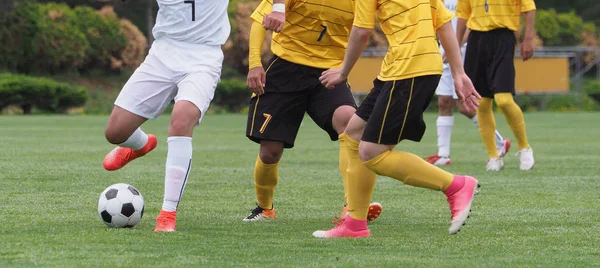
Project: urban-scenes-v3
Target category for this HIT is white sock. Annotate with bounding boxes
[162,136,193,212]
[118,128,148,150]
[470,116,504,145]
[437,116,454,158]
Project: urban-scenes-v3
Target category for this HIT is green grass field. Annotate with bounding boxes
[1,112,599,267]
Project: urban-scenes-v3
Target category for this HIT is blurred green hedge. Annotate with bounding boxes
[0,1,126,74]
[536,9,596,46]
[0,73,88,114]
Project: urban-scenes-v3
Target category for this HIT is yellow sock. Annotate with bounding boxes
[477,97,499,158]
[254,155,278,210]
[343,133,377,221]
[364,150,454,191]
[338,134,349,204]
[494,93,530,150]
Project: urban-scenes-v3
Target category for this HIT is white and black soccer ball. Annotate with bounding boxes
[97,183,144,228]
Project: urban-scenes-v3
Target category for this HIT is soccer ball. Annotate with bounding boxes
[97,183,145,228]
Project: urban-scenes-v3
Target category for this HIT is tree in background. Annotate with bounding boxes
[0,0,14,14]
[535,0,600,30]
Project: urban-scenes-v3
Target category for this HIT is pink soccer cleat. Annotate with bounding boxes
[446,175,479,234]
[313,217,370,238]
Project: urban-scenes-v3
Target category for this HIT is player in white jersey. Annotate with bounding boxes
[424,0,510,167]
[102,0,230,232]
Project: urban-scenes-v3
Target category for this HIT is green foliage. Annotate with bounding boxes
[0,1,126,74]
[0,73,87,114]
[514,93,600,112]
[213,79,250,113]
[536,9,588,46]
[535,9,561,45]
[72,6,127,69]
[583,79,600,93]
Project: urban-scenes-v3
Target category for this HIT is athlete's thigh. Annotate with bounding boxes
[488,30,517,95]
[464,33,492,98]
[355,79,385,123]
[362,75,440,145]
[246,91,308,149]
[175,66,221,122]
[114,54,177,119]
[435,67,457,99]
[306,81,357,141]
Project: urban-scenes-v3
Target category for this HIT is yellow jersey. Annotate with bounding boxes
[250,0,355,69]
[354,0,454,81]
[456,0,536,32]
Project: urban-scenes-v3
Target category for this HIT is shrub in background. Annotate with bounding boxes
[0,73,88,114]
[213,79,250,113]
[0,2,140,74]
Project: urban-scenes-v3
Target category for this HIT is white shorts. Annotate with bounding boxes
[435,44,467,99]
[114,37,224,121]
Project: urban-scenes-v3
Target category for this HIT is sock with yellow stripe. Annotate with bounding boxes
[477,97,499,158]
[343,134,377,221]
[363,150,454,191]
[339,134,350,204]
[494,93,530,150]
[254,155,278,210]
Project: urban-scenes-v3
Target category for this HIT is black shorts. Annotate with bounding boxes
[246,56,357,148]
[464,28,516,98]
[356,76,440,145]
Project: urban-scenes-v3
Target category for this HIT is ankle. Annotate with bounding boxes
[344,215,368,231]
[444,175,465,196]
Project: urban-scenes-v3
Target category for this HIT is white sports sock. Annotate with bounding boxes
[470,115,479,127]
[470,116,504,145]
[162,136,193,212]
[494,130,504,146]
[437,116,454,158]
[118,128,148,150]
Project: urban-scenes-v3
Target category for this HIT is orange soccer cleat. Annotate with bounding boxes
[103,134,158,171]
[154,210,177,232]
[339,202,383,222]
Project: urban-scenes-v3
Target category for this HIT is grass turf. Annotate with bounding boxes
[0,112,598,267]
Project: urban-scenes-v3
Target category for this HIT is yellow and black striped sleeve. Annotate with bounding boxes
[431,0,454,30]
[353,0,377,29]
[456,0,471,20]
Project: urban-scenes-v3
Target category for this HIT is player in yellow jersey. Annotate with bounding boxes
[456,0,536,171]
[313,0,482,238]
[242,0,382,222]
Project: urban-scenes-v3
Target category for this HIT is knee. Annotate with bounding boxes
[105,126,127,145]
[168,117,196,137]
[357,142,382,162]
[259,142,284,164]
[332,105,356,134]
[437,96,454,113]
[494,93,515,109]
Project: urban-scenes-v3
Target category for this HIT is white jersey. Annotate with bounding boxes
[439,0,458,55]
[152,0,231,46]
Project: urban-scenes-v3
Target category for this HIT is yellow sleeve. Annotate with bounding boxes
[248,21,267,69]
[432,0,454,30]
[353,0,377,29]
[455,0,471,20]
[521,0,536,12]
[250,0,275,23]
